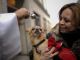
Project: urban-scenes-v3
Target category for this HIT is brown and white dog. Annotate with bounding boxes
[27,26,48,60]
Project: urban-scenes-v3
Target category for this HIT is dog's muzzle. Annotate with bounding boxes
[35,29,41,35]
[32,28,42,35]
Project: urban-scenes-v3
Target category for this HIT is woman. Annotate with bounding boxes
[46,3,80,60]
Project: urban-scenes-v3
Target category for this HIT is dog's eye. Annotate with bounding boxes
[40,29,42,31]
[32,28,35,30]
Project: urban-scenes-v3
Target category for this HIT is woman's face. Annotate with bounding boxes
[59,8,76,33]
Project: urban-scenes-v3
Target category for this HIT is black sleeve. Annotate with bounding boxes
[72,39,80,60]
[53,55,61,60]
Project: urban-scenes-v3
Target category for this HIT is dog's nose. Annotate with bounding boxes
[35,29,40,34]
[35,29,39,32]
[36,29,39,31]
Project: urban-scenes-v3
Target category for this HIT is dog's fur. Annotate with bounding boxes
[27,26,48,60]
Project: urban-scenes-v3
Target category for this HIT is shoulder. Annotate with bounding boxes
[46,31,61,41]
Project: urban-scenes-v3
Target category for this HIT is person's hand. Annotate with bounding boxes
[46,47,59,58]
[15,8,30,19]
[41,47,59,60]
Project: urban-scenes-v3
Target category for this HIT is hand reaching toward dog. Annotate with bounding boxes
[41,47,59,60]
[15,8,30,20]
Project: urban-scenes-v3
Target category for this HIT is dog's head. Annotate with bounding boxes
[26,26,46,45]
[30,26,44,38]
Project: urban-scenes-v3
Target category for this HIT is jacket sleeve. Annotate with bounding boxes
[72,39,80,60]
[0,13,21,60]
[47,32,77,60]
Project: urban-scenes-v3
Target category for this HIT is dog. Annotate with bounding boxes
[28,26,48,60]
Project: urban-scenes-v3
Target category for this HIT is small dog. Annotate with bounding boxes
[28,26,48,60]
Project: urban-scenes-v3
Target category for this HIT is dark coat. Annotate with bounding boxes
[47,27,80,60]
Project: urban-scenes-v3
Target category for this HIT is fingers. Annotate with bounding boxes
[41,51,59,60]
[43,47,59,58]
[15,8,30,19]
[46,47,55,55]
[49,51,59,58]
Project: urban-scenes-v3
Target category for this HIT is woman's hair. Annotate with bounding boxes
[59,3,80,28]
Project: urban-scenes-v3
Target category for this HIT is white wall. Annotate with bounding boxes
[46,0,78,28]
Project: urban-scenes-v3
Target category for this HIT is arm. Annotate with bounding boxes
[72,40,80,60]
[0,8,30,60]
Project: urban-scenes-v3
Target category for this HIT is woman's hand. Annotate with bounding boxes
[41,47,59,60]
[45,47,59,58]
